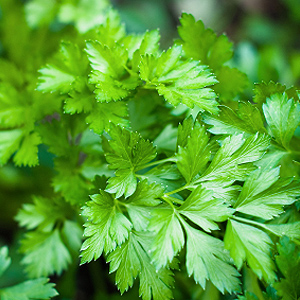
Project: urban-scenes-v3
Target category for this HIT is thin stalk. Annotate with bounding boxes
[164,183,192,196]
[143,83,158,90]
[162,195,175,209]
[232,216,300,245]
[135,157,176,171]
[162,195,184,205]
[232,216,268,229]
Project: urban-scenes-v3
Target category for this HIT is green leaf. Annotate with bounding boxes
[0,247,11,277]
[144,186,238,294]
[177,13,233,69]
[86,101,129,135]
[58,0,109,33]
[214,67,249,102]
[20,229,72,278]
[15,196,65,232]
[106,125,157,170]
[87,9,126,47]
[0,129,23,166]
[234,166,300,219]
[153,124,178,153]
[273,237,300,300]
[107,232,141,294]
[52,159,91,205]
[38,66,75,93]
[122,180,164,231]
[0,84,28,128]
[64,83,96,114]
[140,46,219,114]
[131,30,160,71]
[13,132,41,167]
[106,169,137,198]
[177,115,194,149]
[253,81,287,106]
[61,220,83,254]
[201,179,241,205]
[107,231,174,300]
[35,119,70,157]
[142,163,183,193]
[224,219,276,283]
[178,186,233,232]
[37,42,88,94]
[263,221,300,243]
[24,0,56,28]
[80,190,132,264]
[183,223,241,294]
[126,180,163,207]
[87,40,127,75]
[202,102,266,136]
[263,92,300,149]
[148,206,184,269]
[89,70,138,102]
[0,247,57,299]
[0,278,58,300]
[176,121,210,183]
[200,133,270,182]
[177,15,249,102]
[86,40,139,102]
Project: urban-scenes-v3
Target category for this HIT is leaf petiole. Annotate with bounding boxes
[162,195,184,205]
[135,157,176,172]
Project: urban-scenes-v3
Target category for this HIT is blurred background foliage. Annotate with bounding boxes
[0,0,300,299]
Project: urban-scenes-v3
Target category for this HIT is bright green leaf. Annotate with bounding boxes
[183,223,241,294]
[202,102,266,136]
[20,229,72,278]
[0,129,23,166]
[253,81,287,106]
[214,67,249,102]
[13,132,41,167]
[148,206,184,269]
[106,169,137,198]
[234,167,300,219]
[178,185,233,232]
[176,121,210,183]
[0,278,58,300]
[86,101,129,135]
[15,196,65,232]
[80,190,132,263]
[263,92,300,149]
[273,237,300,300]
[200,133,270,182]
[58,0,109,33]
[107,231,174,300]
[106,125,157,170]
[224,219,276,283]
[177,13,233,69]
[140,46,219,114]
[37,42,88,94]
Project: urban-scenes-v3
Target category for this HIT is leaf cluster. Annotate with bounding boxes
[0,1,300,300]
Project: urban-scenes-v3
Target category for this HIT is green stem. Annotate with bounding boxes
[162,195,175,209]
[232,216,300,245]
[164,183,192,196]
[232,216,267,228]
[162,195,184,205]
[143,82,158,90]
[114,199,128,214]
[135,157,176,172]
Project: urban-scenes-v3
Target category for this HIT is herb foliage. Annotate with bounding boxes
[0,0,300,299]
